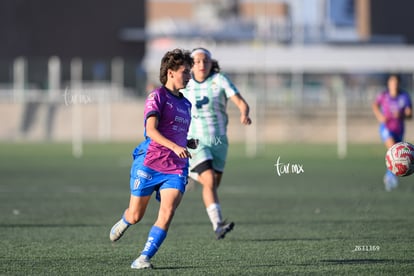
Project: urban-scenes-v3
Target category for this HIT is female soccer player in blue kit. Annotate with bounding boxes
[181,48,251,239]
[372,74,412,191]
[109,49,195,269]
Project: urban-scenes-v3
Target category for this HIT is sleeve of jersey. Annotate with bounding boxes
[405,92,413,108]
[374,92,384,106]
[220,74,240,98]
[144,90,162,121]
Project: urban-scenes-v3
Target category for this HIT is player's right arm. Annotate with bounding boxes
[145,115,191,159]
[372,102,386,123]
[372,93,387,123]
[405,107,412,119]
[230,93,251,125]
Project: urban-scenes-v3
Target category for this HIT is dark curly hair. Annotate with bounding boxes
[159,49,193,85]
[211,59,221,74]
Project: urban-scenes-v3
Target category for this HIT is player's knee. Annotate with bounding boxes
[199,175,216,189]
[199,170,215,184]
[201,181,215,190]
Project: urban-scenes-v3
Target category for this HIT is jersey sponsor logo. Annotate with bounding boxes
[175,115,190,125]
[195,96,209,108]
[137,169,152,180]
[173,125,188,132]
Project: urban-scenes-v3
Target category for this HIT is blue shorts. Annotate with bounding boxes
[379,124,403,143]
[129,140,187,199]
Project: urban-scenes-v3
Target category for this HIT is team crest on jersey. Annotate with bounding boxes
[398,97,406,108]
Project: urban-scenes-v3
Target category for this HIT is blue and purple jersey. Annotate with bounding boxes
[375,90,412,135]
[142,86,192,174]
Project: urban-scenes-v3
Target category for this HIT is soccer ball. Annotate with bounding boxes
[385,142,414,177]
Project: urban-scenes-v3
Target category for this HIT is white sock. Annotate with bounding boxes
[206,203,222,231]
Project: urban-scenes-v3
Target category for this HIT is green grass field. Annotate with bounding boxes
[1,142,414,275]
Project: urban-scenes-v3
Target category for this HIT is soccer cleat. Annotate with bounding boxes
[109,219,129,242]
[131,255,153,269]
[215,220,235,240]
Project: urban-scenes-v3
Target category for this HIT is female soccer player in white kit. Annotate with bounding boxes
[181,48,252,239]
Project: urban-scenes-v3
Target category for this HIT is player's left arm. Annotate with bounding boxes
[230,94,252,125]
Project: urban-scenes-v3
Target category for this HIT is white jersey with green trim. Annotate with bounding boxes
[182,72,239,139]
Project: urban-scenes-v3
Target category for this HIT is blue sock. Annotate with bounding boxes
[386,170,396,178]
[122,215,132,226]
[141,226,167,259]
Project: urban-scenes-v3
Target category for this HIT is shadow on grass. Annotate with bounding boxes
[234,237,330,242]
[155,263,280,270]
[239,218,409,225]
[155,265,209,270]
[321,259,414,265]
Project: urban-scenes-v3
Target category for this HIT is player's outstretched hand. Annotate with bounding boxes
[173,145,192,159]
[187,138,199,149]
[241,115,252,125]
